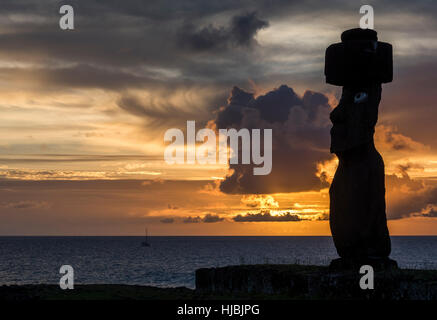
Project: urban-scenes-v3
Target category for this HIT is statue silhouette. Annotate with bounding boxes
[325,28,396,268]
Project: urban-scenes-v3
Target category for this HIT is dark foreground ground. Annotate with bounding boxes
[0,283,195,300]
[2,264,437,300]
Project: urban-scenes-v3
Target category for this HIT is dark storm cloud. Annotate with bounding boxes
[0,2,272,81]
[216,85,331,194]
[116,91,228,128]
[419,207,437,218]
[117,95,198,120]
[233,211,301,222]
[160,218,174,224]
[202,214,224,223]
[183,216,202,223]
[230,12,268,46]
[386,170,437,220]
[183,214,224,223]
[178,12,268,51]
[382,128,418,151]
[1,0,436,105]
[1,0,436,66]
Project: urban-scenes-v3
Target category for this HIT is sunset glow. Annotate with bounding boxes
[1,1,437,236]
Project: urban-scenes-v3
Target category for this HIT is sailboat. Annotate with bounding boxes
[141,227,150,247]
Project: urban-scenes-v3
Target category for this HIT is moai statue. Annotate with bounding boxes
[325,28,397,269]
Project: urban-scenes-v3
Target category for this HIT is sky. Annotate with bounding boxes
[1,0,437,235]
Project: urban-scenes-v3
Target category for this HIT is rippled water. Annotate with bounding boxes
[0,236,436,288]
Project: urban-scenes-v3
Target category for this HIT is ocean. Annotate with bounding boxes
[1,236,436,289]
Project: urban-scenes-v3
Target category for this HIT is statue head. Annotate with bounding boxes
[325,28,393,86]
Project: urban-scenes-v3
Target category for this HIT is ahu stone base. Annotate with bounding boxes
[195,264,437,300]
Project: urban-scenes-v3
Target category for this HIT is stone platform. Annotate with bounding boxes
[195,263,437,300]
